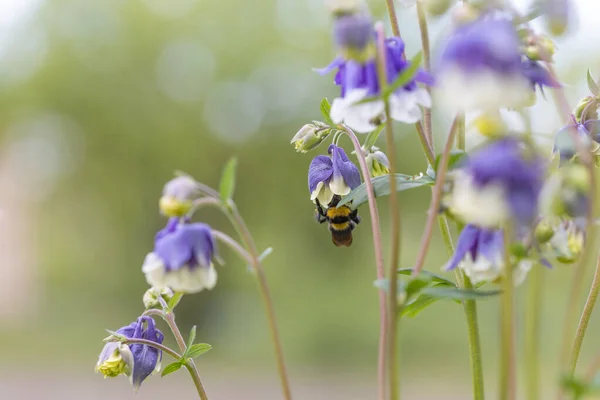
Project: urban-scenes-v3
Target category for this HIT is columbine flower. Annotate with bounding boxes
[291,123,331,153]
[96,317,164,391]
[364,146,390,177]
[309,144,361,206]
[445,224,532,285]
[142,218,218,293]
[436,16,531,112]
[159,176,199,217]
[444,138,544,228]
[540,163,590,219]
[317,28,433,133]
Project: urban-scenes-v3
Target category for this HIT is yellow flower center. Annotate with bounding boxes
[96,351,128,378]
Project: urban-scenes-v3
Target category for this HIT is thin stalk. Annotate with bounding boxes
[416,0,433,149]
[500,228,516,400]
[384,0,401,38]
[123,338,181,360]
[212,229,253,265]
[375,22,401,400]
[412,117,459,277]
[227,207,292,400]
[569,252,600,374]
[342,127,388,400]
[416,122,435,164]
[456,113,466,151]
[525,264,543,400]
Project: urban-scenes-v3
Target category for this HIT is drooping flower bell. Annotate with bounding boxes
[96,317,164,391]
[445,224,532,285]
[317,12,433,133]
[291,122,331,153]
[436,16,532,112]
[309,144,361,206]
[142,218,218,294]
[159,176,199,217]
[444,137,545,228]
[364,146,390,177]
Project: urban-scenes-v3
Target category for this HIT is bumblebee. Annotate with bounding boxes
[315,195,361,247]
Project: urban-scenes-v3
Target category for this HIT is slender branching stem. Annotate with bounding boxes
[416,122,435,164]
[212,229,253,265]
[375,21,402,400]
[569,252,600,374]
[342,126,388,400]
[226,207,293,400]
[123,338,182,360]
[412,117,459,277]
[525,264,543,400]
[384,0,401,38]
[456,113,466,151]
[416,0,433,149]
[500,228,516,400]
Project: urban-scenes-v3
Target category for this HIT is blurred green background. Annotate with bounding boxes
[1,0,600,398]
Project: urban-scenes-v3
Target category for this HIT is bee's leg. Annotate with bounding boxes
[350,209,361,225]
[314,199,327,223]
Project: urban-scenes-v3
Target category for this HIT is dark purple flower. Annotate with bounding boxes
[96,317,164,391]
[309,144,361,205]
[436,17,531,110]
[142,219,218,293]
[446,138,545,227]
[444,224,532,285]
[316,35,433,132]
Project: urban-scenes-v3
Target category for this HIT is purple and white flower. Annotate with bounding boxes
[436,17,531,112]
[96,317,164,391]
[142,218,218,293]
[309,144,361,205]
[445,224,532,285]
[317,33,433,133]
[444,138,545,228]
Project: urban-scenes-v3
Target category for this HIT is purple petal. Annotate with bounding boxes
[445,224,480,270]
[155,217,179,242]
[130,317,164,391]
[476,229,503,263]
[522,60,559,91]
[329,144,361,189]
[308,155,333,193]
[314,57,344,76]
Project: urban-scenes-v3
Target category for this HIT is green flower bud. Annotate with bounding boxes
[325,0,365,15]
[364,146,390,177]
[423,0,452,16]
[143,287,174,309]
[535,220,555,244]
[524,35,556,62]
[574,96,597,123]
[291,123,331,153]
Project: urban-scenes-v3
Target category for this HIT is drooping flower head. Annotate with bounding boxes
[308,144,361,206]
[142,218,218,294]
[445,224,532,285]
[96,316,164,391]
[364,146,390,177]
[291,122,331,153]
[544,0,571,36]
[444,137,545,228]
[317,26,433,133]
[436,16,532,111]
[159,176,199,217]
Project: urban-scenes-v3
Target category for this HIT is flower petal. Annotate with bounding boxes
[308,155,333,194]
[313,57,344,76]
[445,224,480,271]
[330,144,361,190]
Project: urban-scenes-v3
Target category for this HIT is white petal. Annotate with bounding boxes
[330,97,348,124]
[142,253,169,290]
[413,87,432,108]
[311,181,334,205]
[448,172,510,228]
[389,92,422,124]
[161,265,218,294]
[513,260,532,286]
[460,253,501,285]
[329,176,351,196]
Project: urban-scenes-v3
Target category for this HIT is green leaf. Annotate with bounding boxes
[161,361,184,377]
[422,286,501,300]
[338,173,434,209]
[186,326,197,352]
[383,52,423,98]
[401,294,439,317]
[219,158,237,201]
[186,343,212,359]
[397,269,455,286]
[434,150,467,173]
[258,247,274,262]
[404,275,433,301]
[167,292,183,311]
[588,69,600,96]
[320,98,335,126]
[363,125,385,149]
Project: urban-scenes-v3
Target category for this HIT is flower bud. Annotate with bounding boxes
[364,147,390,177]
[544,0,570,36]
[423,0,452,16]
[333,12,374,61]
[291,123,331,153]
[159,176,198,217]
[524,35,556,62]
[143,287,174,309]
[535,220,555,244]
[451,3,478,26]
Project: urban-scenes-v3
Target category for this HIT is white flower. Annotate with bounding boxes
[389,88,431,123]
[330,89,384,133]
[142,252,217,294]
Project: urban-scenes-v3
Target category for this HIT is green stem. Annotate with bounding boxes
[123,338,181,360]
[525,265,542,400]
[456,113,465,151]
[569,252,600,375]
[500,228,516,400]
[343,127,388,400]
[227,206,293,400]
[416,0,433,149]
[161,311,209,400]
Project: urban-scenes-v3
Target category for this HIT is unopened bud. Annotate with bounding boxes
[423,0,452,16]
[160,176,198,217]
[365,147,390,177]
[535,220,555,244]
[291,123,331,153]
[333,12,375,61]
[544,0,570,36]
[143,287,174,309]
